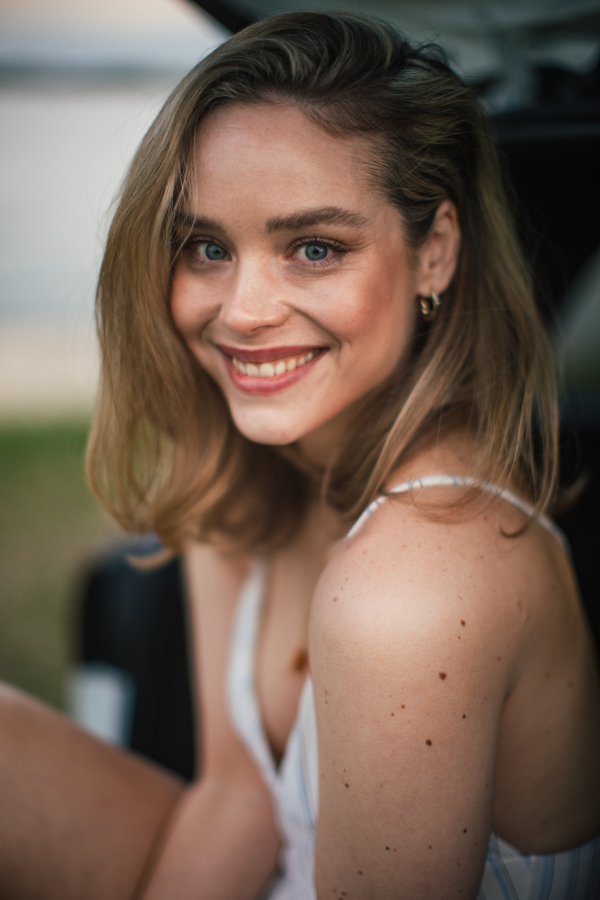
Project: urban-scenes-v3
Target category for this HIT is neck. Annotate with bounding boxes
[294,397,366,469]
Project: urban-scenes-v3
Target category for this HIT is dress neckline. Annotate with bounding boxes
[229,476,566,789]
[229,558,310,785]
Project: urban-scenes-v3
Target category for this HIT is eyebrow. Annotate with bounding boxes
[174,213,223,233]
[174,206,368,235]
[265,206,368,233]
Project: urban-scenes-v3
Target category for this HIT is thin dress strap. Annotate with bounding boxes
[345,474,567,549]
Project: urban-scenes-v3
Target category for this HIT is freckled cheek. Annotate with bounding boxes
[170,271,218,341]
[315,276,413,355]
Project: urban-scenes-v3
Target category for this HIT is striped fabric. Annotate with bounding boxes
[227,480,600,900]
[478,832,600,900]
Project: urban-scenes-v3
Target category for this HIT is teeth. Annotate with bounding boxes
[233,350,318,378]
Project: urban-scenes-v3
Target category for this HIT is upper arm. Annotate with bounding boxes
[310,505,520,900]
[183,545,269,791]
[137,547,280,898]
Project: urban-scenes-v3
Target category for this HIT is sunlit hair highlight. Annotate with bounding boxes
[87,11,559,551]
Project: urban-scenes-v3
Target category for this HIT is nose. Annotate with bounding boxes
[218,256,289,336]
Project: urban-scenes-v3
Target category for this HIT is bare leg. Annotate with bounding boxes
[0,683,182,900]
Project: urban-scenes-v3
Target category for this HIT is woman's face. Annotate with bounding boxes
[171,103,440,463]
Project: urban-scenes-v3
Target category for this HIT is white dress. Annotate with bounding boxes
[227,477,600,899]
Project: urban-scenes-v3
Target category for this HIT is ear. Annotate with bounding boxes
[415,200,460,297]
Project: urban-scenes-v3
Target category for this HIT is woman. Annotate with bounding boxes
[0,11,599,900]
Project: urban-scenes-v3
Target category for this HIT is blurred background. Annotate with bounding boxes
[0,0,226,711]
[0,0,599,779]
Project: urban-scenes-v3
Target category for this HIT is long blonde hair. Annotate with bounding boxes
[87,11,559,552]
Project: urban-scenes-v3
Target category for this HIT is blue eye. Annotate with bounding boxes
[304,244,328,261]
[204,243,227,261]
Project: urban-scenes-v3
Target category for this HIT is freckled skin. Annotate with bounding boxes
[171,104,422,455]
[313,476,600,893]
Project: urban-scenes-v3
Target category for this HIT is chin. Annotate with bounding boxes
[231,412,307,447]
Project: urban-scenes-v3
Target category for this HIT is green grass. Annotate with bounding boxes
[0,419,118,709]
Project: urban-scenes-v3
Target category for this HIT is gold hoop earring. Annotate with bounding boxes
[419,290,442,321]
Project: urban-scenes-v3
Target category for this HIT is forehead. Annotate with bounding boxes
[189,102,379,220]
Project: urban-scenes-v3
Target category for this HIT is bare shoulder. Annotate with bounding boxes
[309,489,575,898]
[313,424,574,673]
[184,540,251,603]
[313,487,566,679]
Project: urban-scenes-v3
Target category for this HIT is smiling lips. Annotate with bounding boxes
[218,344,325,393]
[232,349,319,378]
